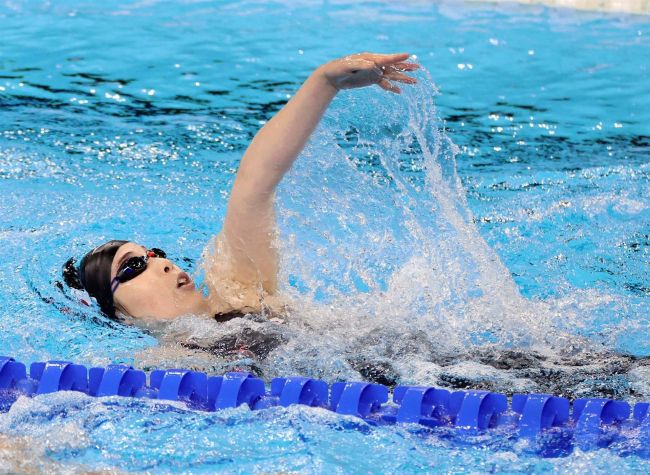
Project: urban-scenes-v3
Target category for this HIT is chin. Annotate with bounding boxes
[183,292,209,315]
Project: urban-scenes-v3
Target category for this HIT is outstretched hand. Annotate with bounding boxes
[320,52,419,94]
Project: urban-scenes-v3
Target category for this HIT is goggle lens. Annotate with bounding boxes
[112,248,167,292]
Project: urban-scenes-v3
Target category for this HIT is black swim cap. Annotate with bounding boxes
[62,240,129,319]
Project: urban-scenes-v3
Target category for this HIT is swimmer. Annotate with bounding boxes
[62,53,420,324]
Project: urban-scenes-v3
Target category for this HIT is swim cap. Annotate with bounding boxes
[62,240,129,319]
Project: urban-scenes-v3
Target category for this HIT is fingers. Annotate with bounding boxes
[337,52,419,93]
[377,78,401,94]
[392,62,420,72]
[382,69,417,84]
[372,52,411,66]
[346,53,420,72]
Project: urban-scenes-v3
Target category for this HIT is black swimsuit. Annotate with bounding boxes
[179,312,287,365]
[179,313,650,398]
[213,310,249,323]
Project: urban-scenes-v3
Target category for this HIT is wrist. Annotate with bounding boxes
[313,64,340,96]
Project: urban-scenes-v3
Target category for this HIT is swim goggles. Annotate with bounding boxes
[110,248,167,294]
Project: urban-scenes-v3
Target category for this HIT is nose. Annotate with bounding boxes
[151,256,173,274]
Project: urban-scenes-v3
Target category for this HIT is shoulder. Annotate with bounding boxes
[200,233,288,315]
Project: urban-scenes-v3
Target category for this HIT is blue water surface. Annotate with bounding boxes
[1,0,649,472]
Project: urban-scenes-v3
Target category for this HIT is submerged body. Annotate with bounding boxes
[151,309,649,400]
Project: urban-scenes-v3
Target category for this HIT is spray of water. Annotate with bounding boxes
[275,67,549,345]
[150,66,647,398]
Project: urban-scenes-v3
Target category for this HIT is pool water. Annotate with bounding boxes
[1,0,649,472]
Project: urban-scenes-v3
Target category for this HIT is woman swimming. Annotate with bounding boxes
[59,53,650,399]
[62,52,420,323]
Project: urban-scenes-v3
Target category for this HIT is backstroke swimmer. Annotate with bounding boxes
[63,52,420,326]
[60,52,650,396]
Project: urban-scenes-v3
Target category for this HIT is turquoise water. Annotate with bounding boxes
[1,0,649,472]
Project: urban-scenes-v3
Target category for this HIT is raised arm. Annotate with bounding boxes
[214,52,419,298]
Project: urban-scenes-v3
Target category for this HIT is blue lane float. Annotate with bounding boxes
[1,355,648,457]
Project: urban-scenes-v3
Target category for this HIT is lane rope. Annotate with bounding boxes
[1,356,649,457]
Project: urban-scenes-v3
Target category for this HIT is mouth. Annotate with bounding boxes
[176,271,194,290]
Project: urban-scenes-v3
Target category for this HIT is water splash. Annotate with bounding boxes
[232,65,646,396]
[276,67,545,346]
[26,64,642,397]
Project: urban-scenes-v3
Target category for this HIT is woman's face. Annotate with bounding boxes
[110,242,210,320]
